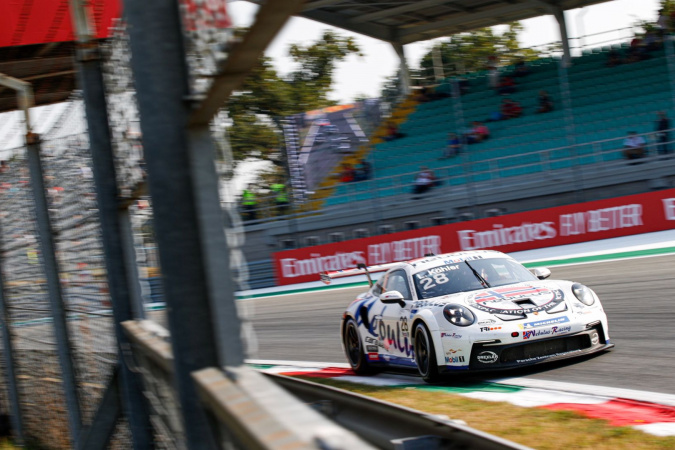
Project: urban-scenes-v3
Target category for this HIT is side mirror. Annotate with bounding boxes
[532,267,551,280]
[380,290,406,307]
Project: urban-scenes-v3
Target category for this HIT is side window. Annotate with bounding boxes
[384,270,412,300]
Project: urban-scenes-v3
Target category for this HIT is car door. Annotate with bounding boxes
[377,270,415,363]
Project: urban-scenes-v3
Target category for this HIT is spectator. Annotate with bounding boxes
[497,76,516,95]
[270,181,289,216]
[383,120,406,141]
[536,90,554,113]
[465,121,489,144]
[412,166,438,195]
[501,98,522,119]
[340,163,355,182]
[241,184,258,221]
[444,133,461,157]
[512,59,530,78]
[626,38,649,63]
[474,122,490,141]
[354,159,372,181]
[622,131,647,161]
[606,48,622,67]
[655,111,671,155]
[0,161,7,174]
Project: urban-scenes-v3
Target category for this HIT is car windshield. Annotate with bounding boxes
[413,257,538,299]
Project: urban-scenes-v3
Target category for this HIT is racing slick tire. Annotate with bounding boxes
[414,322,441,382]
[343,318,375,375]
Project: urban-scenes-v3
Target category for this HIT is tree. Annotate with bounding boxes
[225,31,361,167]
[415,23,540,85]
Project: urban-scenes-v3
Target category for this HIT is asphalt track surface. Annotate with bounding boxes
[246,254,675,395]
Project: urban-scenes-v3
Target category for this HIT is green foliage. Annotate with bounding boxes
[225,31,361,169]
[416,22,540,84]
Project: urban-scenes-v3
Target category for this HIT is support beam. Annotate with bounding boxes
[69,1,155,447]
[351,0,454,24]
[399,3,528,41]
[301,9,396,43]
[0,72,83,446]
[552,6,572,67]
[0,226,24,445]
[76,367,121,450]
[27,130,83,448]
[123,0,236,446]
[392,43,411,96]
[189,0,305,125]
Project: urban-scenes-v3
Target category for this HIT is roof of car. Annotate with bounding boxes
[405,250,510,272]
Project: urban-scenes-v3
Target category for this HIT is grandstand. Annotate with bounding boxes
[324,44,672,207]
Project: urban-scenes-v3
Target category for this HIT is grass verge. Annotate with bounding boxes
[298,376,675,450]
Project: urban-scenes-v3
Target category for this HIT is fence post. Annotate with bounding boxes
[67,1,155,447]
[123,0,239,446]
[0,73,83,447]
[0,227,24,445]
[26,133,83,447]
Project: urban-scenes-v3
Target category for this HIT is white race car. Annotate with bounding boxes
[326,250,613,382]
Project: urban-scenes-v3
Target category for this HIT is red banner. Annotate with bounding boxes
[0,0,121,47]
[273,189,675,285]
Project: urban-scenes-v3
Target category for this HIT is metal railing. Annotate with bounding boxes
[239,129,675,223]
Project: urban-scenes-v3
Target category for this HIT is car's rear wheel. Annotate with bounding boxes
[414,322,441,382]
[343,318,374,375]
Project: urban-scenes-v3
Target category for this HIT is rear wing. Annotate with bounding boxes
[320,262,400,287]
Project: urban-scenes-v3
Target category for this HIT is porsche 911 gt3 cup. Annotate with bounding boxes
[324,250,613,382]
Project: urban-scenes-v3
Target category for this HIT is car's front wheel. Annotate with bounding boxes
[414,322,441,382]
[343,318,374,375]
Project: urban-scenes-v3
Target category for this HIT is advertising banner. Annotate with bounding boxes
[1,0,121,47]
[273,189,675,285]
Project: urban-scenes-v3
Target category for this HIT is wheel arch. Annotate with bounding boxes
[412,310,444,371]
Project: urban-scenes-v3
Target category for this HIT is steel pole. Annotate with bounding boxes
[68,1,154,447]
[123,0,231,446]
[26,134,83,447]
[0,227,24,445]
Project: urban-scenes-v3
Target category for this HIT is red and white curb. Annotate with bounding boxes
[249,360,675,437]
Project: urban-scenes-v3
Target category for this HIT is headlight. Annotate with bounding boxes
[572,283,595,306]
[443,304,476,327]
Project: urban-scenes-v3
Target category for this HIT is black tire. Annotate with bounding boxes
[343,318,373,375]
[414,322,441,382]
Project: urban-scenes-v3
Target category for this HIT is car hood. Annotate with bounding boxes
[460,281,567,317]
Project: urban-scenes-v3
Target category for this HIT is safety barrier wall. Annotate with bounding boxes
[273,188,675,285]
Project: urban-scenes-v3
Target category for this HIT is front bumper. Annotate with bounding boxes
[442,323,613,372]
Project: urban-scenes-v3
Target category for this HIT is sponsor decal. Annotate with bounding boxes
[468,287,565,316]
[445,356,466,364]
[280,251,366,279]
[400,317,409,336]
[458,221,557,251]
[440,332,462,339]
[559,204,642,236]
[274,189,675,285]
[478,319,497,325]
[378,318,413,356]
[664,198,675,220]
[516,349,583,363]
[445,348,462,355]
[366,345,378,353]
[480,326,502,332]
[477,351,499,364]
[368,235,442,265]
[367,352,379,361]
[522,325,572,340]
[519,316,570,330]
[590,331,600,345]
